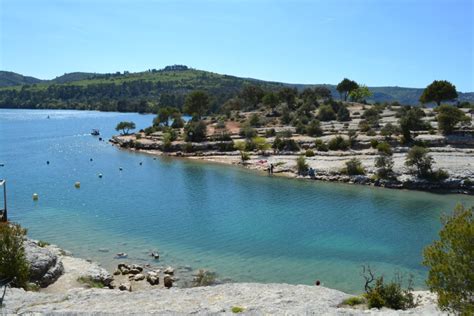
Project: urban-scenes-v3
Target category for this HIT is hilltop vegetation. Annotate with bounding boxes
[1,66,472,112]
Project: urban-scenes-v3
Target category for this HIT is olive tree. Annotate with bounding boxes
[420,80,458,106]
[115,121,136,135]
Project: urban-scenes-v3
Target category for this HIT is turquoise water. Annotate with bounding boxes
[1,109,473,293]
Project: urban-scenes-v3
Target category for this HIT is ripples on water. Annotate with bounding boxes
[1,109,473,293]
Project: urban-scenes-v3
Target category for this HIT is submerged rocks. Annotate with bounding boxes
[24,239,64,287]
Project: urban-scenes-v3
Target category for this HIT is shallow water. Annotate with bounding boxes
[1,109,473,293]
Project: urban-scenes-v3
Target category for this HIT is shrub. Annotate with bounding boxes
[376,142,393,155]
[77,276,105,288]
[37,240,50,248]
[305,149,315,157]
[342,296,365,306]
[375,154,394,179]
[239,125,257,139]
[337,105,351,121]
[184,120,207,142]
[0,222,29,289]
[435,104,470,134]
[234,141,250,162]
[251,136,271,154]
[366,129,376,136]
[362,107,380,125]
[265,128,276,137]
[295,121,306,134]
[370,139,379,149]
[317,105,336,121]
[192,269,217,287]
[405,146,433,178]
[248,113,261,127]
[296,156,309,175]
[362,266,417,310]
[328,136,349,151]
[183,142,194,153]
[343,158,365,175]
[358,120,371,132]
[306,120,323,137]
[231,306,245,313]
[423,204,473,315]
[315,139,328,151]
[272,137,299,152]
[381,123,400,139]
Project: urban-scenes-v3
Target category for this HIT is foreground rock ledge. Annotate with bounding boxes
[3,283,443,315]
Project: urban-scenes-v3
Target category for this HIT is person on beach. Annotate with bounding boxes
[308,167,315,179]
[270,163,274,175]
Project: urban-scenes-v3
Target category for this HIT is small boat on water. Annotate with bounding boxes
[91,129,100,136]
[114,252,128,259]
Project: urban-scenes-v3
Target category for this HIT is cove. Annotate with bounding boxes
[1,109,473,294]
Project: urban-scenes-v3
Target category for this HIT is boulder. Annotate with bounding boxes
[133,273,145,281]
[24,239,64,287]
[121,268,130,275]
[164,275,173,288]
[164,267,174,275]
[113,269,121,276]
[129,268,141,275]
[130,264,143,272]
[81,261,114,287]
[118,282,132,291]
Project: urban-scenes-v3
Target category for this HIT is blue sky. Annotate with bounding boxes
[1,0,473,91]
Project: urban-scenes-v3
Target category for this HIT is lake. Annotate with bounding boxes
[1,109,473,293]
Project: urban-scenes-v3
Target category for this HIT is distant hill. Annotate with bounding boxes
[0,67,472,111]
[0,71,42,87]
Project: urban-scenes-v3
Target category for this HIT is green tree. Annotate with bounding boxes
[296,155,309,175]
[115,121,136,135]
[343,158,365,175]
[262,92,279,110]
[423,204,473,315]
[349,85,372,102]
[154,107,178,127]
[306,119,323,136]
[336,78,359,101]
[420,80,458,106]
[251,136,271,154]
[435,104,470,134]
[375,154,394,179]
[399,107,428,142]
[240,85,264,109]
[405,146,433,178]
[0,222,29,289]
[234,141,250,162]
[184,120,207,142]
[171,113,185,128]
[337,105,351,121]
[313,86,332,100]
[184,91,210,118]
[278,87,298,109]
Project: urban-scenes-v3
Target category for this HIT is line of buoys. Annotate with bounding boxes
[32,193,39,201]
[74,181,81,188]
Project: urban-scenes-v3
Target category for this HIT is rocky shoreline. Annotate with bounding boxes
[110,137,474,195]
[2,239,447,315]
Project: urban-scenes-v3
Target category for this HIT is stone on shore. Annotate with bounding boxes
[24,239,64,287]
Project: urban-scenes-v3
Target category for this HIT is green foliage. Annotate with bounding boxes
[171,113,185,128]
[342,296,365,306]
[337,105,351,121]
[239,124,257,139]
[278,87,298,109]
[423,204,473,315]
[314,139,328,151]
[192,269,217,287]
[405,146,433,178]
[296,155,309,175]
[350,85,372,102]
[262,92,279,109]
[184,90,210,118]
[306,120,323,136]
[272,137,300,152]
[336,78,359,101]
[362,107,380,126]
[375,154,394,179]
[305,149,315,157]
[234,141,250,162]
[251,136,271,153]
[370,139,379,149]
[398,107,428,141]
[435,104,470,134]
[231,306,245,313]
[381,123,400,139]
[37,240,50,248]
[317,105,336,121]
[248,113,261,127]
[328,136,350,151]
[277,129,293,138]
[358,120,371,133]
[154,107,178,127]
[376,142,393,155]
[342,158,365,175]
[240,85,265,109]
[77,276,105,288]
[184,120,207,142]
[115,121,136,135]
[0,222,29,289]
[420,80,458,106]
[265,128,276,137]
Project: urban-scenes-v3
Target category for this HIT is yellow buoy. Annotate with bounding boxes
[33,193,39,201]
[75,182,81,188]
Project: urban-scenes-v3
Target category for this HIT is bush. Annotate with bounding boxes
[184,120,207,142]
[265,128,276,137]
[77,276,105,288]
[296,156,309,175]
[375,154,394,179]
[231,306,245,313]
[358,120,371,132]
[328,136,349,151]
[376,142,393,155]
[315,139,328,151]
[423,204,473,315]
[239,125,257,139]
[306,120,323,137]
[343,158,365,175]
[317,105,336,121]
[234,141,250,162]
[305,149,315,157]
[342,296,365,306]
[248,113,261,127]
[192,269,217,287]
[0,222,29,289]
[405,146,433,178]
[337,105,351,121]
[277,129,293,138]
[183,142,194,153]
[381,123,400,139]
[362,266,417,310]
[37,240,50,248]
[435,104,470,134]
[272,137,299,152]
[370,139,379,149]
